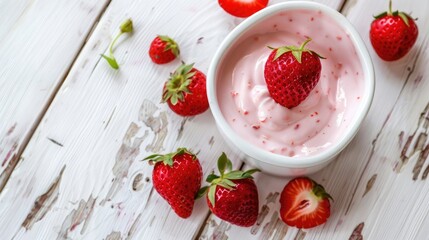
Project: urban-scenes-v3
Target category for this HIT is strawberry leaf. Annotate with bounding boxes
[226,158,233,172]
[206,173,219,183]
[373,11,388,19]
[398,12,410,26]
[195,186,209,199]
[143,153,162,161]
[273,47,291,61]
[101,54,119,69]
[223,170,245,179]
[292,50,302,64]
[312,181,334,201]
[208,185,217,206]
[218,182,234,190]
[242,168,261,178]
[217,152,228,176]
[222,179,236,188]
[165,156,174,167]
[142,148,191,167]
[159,35,180,57]
[170,94,179,105]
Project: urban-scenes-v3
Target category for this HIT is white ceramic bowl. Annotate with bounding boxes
[207,2,375,176]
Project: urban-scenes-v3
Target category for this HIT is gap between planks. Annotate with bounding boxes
[0,0,113,193]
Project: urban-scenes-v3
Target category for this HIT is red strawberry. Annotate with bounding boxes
[264,38,323,109]
[370,0,418,61]
[163,63,209,116]
[280,177,332,229]
[218,0,268,18]
[144,148,202,218]
[197,153,260,227]
[149,35,180,64]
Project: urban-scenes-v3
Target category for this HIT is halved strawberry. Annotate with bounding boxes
[279,177,332,229]
[218,0,269,18]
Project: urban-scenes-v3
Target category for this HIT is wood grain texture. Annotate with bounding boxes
[0,0,243,239]
[3,0,429,239]
[0,0,109,190]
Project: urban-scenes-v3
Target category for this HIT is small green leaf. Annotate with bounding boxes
[226,158,233,172]
[292,50,302,63]
[398,12,410,26]
[143,153,161,161]
[311,51,326,59]
[208,185,217,206]
[170,94,178,105]
[182,63,194,74]
[206,173,219,183]
[218,182,234,190]
[165,156,174,167]
[244,168,261,176]
[217,152,228,176]
[222,179,236,188]
[177,92,185,102]
[273,47,291,61]
[195,186,209,199]
[373,12,388,19]
[224,170,246,180]
[101,54,119,69]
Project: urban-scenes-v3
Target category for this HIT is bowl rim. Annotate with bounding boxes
[207,1,375,168]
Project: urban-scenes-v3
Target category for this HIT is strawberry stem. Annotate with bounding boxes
[388,0,392,15]
[270,38,324,64]
[101,18,133,70]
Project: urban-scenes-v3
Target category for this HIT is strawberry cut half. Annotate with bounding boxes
[218,0,269,18]
[280,177,332,229]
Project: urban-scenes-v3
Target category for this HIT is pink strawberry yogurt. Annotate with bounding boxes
[216,9,364,157]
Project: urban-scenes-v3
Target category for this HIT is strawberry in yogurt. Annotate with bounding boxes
[216,9,364,157]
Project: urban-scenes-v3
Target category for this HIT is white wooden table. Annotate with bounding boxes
[1,0,429,239]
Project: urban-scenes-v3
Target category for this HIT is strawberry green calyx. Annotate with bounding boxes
[270,38,325,64]
[101,18,134,69]
[143,148,195,167]
[163,63,196,105]
[373,0,412,26]
[311,180,333,201]
[159,35,180,57]
[196,153,260,206]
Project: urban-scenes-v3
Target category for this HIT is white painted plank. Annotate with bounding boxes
[0,0,109,188]
[201,0,429,240]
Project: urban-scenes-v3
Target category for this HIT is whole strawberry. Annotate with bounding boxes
[370,0,418,61]
[149,35,180,64]
[280,177,332,229]
[197,153,260,227]
[144,148,202,218]
[163,63,209,116]
[264,38,323,109]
